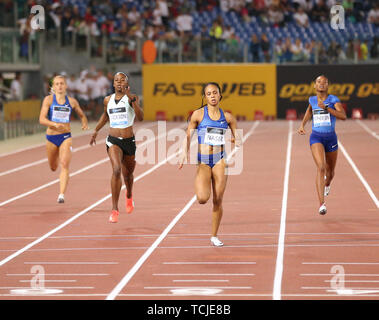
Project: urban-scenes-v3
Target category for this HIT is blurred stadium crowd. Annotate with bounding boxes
[13,0,379,64]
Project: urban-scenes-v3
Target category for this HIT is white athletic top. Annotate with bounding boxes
[107,94,135,129]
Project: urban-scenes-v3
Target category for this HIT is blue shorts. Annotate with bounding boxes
[198,151,226,168]
[310,131,338,153]
[46,132,72,147]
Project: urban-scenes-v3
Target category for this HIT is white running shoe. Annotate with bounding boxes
[324,185,331,197]
[57,194,65,203]
[211,236,224,247]
[319,203,327,215]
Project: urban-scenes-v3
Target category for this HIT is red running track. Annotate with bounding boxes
[0,120,378,300]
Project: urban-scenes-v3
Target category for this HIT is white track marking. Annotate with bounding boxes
[106,122,260,300]
[163,262,256,265]
[303,262,379,265]
[0,124,184,207]
[0,122,157,176]
[273,121,293,300]
[153,273,255,276]
[172,280,229,282]
[338,141,379,208]
[7,273,109,276]
[0,127,188,267]
[23,262,118,265]
[356,120,379,140]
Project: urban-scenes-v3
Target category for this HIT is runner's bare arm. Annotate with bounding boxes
[39,95,66,131]
[90,96,110,146]
[298,104,312,135]
[178,109,201,169]
[69,97,88,130]
[225,111,241,148]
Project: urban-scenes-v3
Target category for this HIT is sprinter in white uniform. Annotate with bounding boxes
[90,72,143,223]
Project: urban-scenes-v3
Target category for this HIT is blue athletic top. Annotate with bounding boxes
[310,94,340,134]
[197,106,229,146]
[48,95,72,123]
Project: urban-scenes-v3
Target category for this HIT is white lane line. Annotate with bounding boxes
[303,262,379,265]
[23,262,118,265]
[105,122,261,300]
[301,273,379,277]
[0,121,157,159]
[19,280,77,283]
[273,120,293,301]
[0,122,157,177]
[0,158,108,207]
[8,273,109,276]
[0,127,187,267]
[356,120,379,141]
[0,286,94,289]
[173,280,229,282]
[338,141,379,208]
[324,280,379,283]
[0,124,183,207]
[163,262,256,265]
[154,273,255,276]
[144,286,253,290]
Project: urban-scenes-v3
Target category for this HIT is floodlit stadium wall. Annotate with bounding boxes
[142,64,379,120]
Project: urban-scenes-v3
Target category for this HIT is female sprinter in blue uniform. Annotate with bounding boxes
[39,75,89,203]
[179,82,241,246]
[298,75,346,215]
[89,72,143,223]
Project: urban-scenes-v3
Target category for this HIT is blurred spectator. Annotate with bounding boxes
[346,39,355,59]
[75,71,90,117]
[10,73,23,101]
[225,33,240,62]
[274,38,284,63]
[127,6,141,25]
[311,0,329,22]
[327,40,339,63]
[175,9,193,35]
[250,33,261,62]
[367,3,379,26]
[304,40,316,63]
[370,36,379,58]
[282,37,293,62]
[293,7,309,27]
[291,38,305,61]
[360,40,369,60]
[66,74,77,97]
[260,33,271,62]
[267,4,285,26]
[157,0,170,27]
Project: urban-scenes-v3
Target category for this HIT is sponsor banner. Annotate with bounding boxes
[277,64,379,118]
[3,100,41,121]
[143,64,276,120]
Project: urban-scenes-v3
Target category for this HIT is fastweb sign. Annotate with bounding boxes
[143,64,277,121]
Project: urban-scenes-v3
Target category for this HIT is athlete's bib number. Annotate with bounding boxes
[204,127,226,146]
[109,107,128,127]
[52,106,70,123]
[313,109,331,127]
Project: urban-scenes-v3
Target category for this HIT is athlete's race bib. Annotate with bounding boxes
[51,106,71,123]
[109,106,128,127]
[204,127,226,146]
[313,109,331,127]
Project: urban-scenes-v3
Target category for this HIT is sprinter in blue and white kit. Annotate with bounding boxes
[90,72,143,223]
[39,75,88,204]
[179,82,241,247]
[298,75,347,215]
